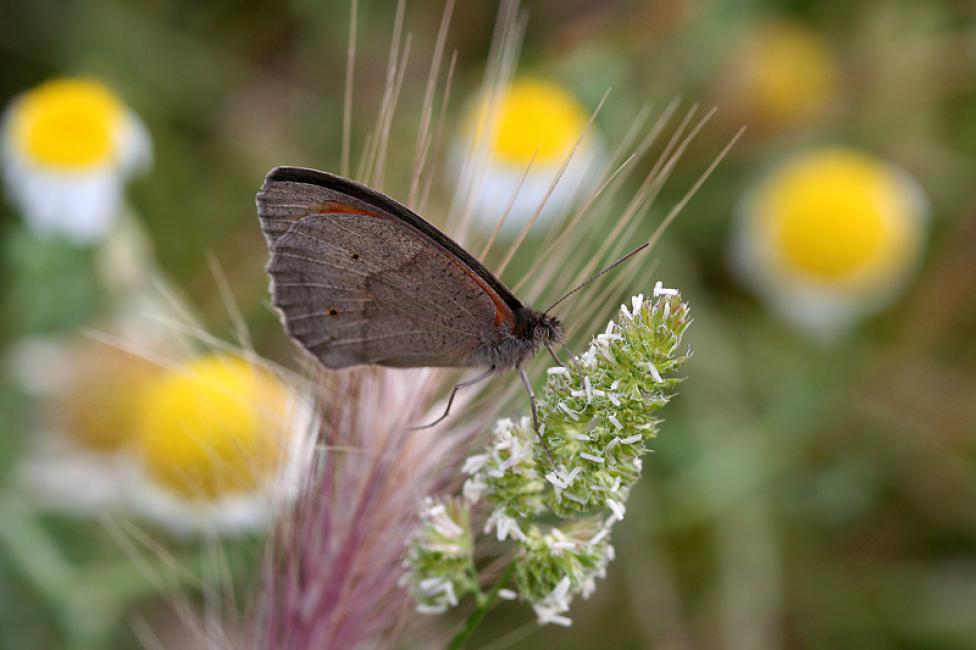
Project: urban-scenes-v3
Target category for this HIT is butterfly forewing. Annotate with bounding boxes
[257,168,515,368]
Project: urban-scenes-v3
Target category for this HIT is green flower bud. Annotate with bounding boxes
[406,287,692,626]
[463,417,546,539]
[539,288,691,517]
[401,497,476,614]
[515,519,613,626]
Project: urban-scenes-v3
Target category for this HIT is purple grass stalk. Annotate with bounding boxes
[253,368,492,648]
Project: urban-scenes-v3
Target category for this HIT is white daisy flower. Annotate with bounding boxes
[11,341,313,536]
[454,78,602,234]
[1,77,151,244]
[731,147,928,339]
[125,353,314,536]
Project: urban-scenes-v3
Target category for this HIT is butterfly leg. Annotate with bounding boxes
[545,344,565,367]
[546,343,581,376]
[409,366,496,430]
[559,341,582,376]
[517,363,553,463]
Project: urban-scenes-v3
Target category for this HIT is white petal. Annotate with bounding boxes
[5,162,122,244]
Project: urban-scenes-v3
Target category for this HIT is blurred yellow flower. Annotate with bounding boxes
[471,79,589,167]
[135,354,289,501]
[10,78,124,169]
[123,352,313,535]
[14,332,312,533]
[757,149,918,288]
[733,147,927,337]
[455,78,602,233]
[723,21,838,130]
[1,77,151,243]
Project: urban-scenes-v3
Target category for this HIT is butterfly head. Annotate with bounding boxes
[531,312,563,347]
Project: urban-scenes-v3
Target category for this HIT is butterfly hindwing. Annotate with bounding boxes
[257,169,513,368]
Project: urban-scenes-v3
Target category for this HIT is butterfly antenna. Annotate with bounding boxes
[544,242,650,313]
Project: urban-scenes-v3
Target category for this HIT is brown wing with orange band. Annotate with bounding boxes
[257,169,515,368]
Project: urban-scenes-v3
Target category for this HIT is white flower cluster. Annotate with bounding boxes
[463,417,545,541]
[405,288,691,627]
[400,497,476,614]
[517,523,614,626]
[538,288,690,518]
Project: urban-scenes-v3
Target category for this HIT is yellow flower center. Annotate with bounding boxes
[742,22,837,125]
[10,78,124,169]
[467,79,588,166]
[755,149,919,287]
[135,355,289,501]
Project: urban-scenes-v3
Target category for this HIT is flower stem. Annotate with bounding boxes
[448,563,516,650]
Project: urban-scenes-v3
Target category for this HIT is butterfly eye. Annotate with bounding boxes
[351,253,360,260]
[328,309,339,316]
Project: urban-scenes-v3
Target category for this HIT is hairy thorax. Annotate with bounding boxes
[475,309,563,370]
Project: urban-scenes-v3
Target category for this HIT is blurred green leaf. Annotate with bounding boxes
[2,225,106,338]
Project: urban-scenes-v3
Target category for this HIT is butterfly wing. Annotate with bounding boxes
[257,167,519,369]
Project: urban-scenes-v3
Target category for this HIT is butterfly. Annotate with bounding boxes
[256,166,567,431]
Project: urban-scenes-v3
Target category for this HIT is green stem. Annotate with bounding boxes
[0,493,77,602]
[0,493,108,646]
[0,492,208,647]
[467,555,484,602]
[448,564,516,650]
